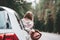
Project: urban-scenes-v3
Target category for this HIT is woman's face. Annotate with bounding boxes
[31,32,41,40]
[33,32,40,39]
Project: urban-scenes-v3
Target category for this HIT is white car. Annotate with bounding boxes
[0,6,29,40]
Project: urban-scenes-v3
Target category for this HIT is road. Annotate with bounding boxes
[39,32,60,40]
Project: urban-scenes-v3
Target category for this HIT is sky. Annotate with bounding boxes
[26,0,39,8]
[26,0,39,3]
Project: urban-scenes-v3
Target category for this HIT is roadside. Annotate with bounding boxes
[39,32,60,40]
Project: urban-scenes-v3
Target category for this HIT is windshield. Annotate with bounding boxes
[0,11,12,29]
[0,11,6,29]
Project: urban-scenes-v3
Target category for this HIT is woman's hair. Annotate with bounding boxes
[24,11,34,21]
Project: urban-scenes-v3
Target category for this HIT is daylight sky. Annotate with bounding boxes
[26,0,39,8]
[26,0,39,3]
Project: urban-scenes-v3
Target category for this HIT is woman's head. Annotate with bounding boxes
[24,11,34,21]
[30,30,42,40]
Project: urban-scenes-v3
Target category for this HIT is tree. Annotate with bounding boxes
[0,0,32,18]
[55,0,60,33]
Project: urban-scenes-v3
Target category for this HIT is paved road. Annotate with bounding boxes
[39,32,60,40]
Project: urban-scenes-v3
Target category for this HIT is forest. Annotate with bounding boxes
[0,0,60,34]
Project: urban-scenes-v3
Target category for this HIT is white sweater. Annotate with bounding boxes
[21,18,34,32]
[20,18,34,40]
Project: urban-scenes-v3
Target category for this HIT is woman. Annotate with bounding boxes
[20,11,35,33]
[20,11,42,40]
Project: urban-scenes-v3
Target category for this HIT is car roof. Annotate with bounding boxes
[0,6,19,18]
[0,6,16,14]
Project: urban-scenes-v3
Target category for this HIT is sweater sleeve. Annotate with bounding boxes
[21,19,34,33]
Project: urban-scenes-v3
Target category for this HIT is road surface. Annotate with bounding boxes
[39,32,60,40]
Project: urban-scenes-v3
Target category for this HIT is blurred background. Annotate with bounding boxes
[0,0,60,34]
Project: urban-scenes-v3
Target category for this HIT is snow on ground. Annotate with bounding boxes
[39,32,60,40]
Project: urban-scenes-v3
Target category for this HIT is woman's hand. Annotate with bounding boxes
[29,29,35,34]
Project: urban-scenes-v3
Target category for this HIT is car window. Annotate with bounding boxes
[0,11,6,29]
[0,11,12,29]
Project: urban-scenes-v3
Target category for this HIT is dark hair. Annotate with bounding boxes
[30,30,42,40]
[24,11,33,21]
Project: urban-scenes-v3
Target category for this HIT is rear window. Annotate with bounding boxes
[0,11,12,29]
